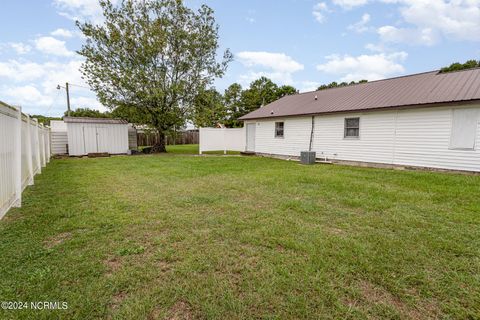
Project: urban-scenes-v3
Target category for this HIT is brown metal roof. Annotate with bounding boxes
[63,117,128,124]
[239,68,480,120]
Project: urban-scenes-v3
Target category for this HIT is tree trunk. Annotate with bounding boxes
[151,131,166,153]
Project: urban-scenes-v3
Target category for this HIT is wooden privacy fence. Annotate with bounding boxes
[137,130,199,147]
[0,101,51,219]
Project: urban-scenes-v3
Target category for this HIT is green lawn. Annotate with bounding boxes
[139,144,240,155]
[1,147,479,319]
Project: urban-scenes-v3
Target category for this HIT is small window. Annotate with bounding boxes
[275,122,284,138]
[344,117,360,138]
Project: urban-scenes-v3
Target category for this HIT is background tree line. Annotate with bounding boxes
[62,76,299,129]
[190,77,297,128]
[63,55,480,129]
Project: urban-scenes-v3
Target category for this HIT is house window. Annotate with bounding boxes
[275,122,284,138]
[344,117,360,138]
[450,109,478,150]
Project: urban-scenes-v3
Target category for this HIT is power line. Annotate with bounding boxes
[68,83,91,90]
[45,89,62,117]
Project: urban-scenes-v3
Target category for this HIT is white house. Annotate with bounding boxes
[51,117,130,156]
[239,68,480,172]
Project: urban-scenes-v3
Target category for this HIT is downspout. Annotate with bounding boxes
[309,115,315,152]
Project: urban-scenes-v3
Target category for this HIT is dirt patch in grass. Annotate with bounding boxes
[351,280,440,319]
[44,232,72,248]
[166,301,194,320]
[325,226,346,236]
[156,260,171,273]
[104,257,122,276]
[109,291,127,312]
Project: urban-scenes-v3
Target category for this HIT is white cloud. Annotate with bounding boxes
[378,25,438,45]
[332,0,369,9]
[299,81,322,92]
[51,28,74,38]
[328,0,480,44]
[365,42,387,52]
[237,51,304,73]
[237,51,304,86]
[245,9,256,23]
[70,96,108,112]
[348,13,372,33]
[377,0,480,45]
[53,0,106,23]
[34,36,74,57]
[0,60,46,82]
[312,2,330,23]
[400,0,480,42]
[316,52,407,82]
[9,43,32,55]
[0,58,103,116]
[0,85,54,107]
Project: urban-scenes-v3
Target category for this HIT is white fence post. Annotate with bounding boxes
[26,115,34,185]
[13,106,22,208]
[34,119,42,173]
[40,124,46,167]
[46,128,51,163]
[223,128,227,155]
[199,128,203,155]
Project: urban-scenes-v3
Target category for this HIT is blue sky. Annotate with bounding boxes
[0,0,479,116]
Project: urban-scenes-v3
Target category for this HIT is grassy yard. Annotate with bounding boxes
[141,144,240,155]
[1,146,479,319]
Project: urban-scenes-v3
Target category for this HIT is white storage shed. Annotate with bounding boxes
[64,117,129,156]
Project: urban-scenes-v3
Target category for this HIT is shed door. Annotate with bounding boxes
[246,123,256,152]
[83,126,98,154]
[96,127,109,153]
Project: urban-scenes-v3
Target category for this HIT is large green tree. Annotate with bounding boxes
[223,83,243,127]
[66,108,112,118]
[317,80,367,91]
[190,88,225,128]
[241,77,279,114]
[77,0,232,152]
[440,60,480,73]
[238,77,298,120]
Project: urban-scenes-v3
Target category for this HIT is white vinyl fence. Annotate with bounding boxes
[0,101,51,219]
[199,127,246,154]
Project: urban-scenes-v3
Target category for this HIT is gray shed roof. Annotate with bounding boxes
[63,117,128,124]
[239,68,480,120]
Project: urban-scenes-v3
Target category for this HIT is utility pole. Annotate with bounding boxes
[65,82,71,116]
[57,82,72,116]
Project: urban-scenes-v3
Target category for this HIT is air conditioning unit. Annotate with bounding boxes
[300,151,316,165]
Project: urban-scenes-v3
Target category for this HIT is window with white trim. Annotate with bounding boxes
[275,122,284,138]
[344,117,360,138]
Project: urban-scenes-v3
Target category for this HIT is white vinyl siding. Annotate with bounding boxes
[250,117,312,156]
[449,108,478,150]
[251,104,480,172]
[314,112,396,164]
[393,107,480,171]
